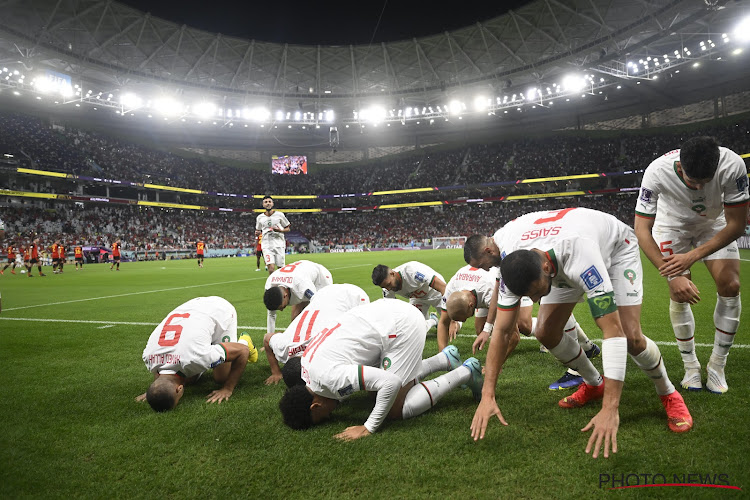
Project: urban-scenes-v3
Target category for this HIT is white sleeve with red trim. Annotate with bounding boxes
[360,366,403,434]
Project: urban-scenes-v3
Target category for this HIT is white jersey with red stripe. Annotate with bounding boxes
[142,296,238,377]
[492,208,634,314]
[635,147,749,227]
[256,210,290,250]
[383,261,444,304]
[269,284,370,363]
[440,265,495,313]
[265,260,333,305]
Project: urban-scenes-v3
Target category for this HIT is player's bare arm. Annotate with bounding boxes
[436,309,453,350]
[263,333,284,385]
[470,306,519,441]
[660,203,749,277]
[472,280,499,354]
[206,342,250,404]
[430,277,446,295]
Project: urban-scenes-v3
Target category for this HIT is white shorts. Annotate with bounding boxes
[409,296,442,319]
[263,246,286,267]
[653,220,740,262]
[540,240,643,308]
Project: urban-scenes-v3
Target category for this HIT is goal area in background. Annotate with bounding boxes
[432,236,467,250]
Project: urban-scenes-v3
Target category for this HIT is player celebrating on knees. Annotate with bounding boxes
[264,283,370,385]
[464,208,693,459]
[255,195,290,274]
[372,261,445,332]
[74,243,84,270]
[110,239,121,271]
[634,137,749,394]
[196,240,205,268]
[263,260,333,335]
[279,299,483,440]
[137,296,259,411]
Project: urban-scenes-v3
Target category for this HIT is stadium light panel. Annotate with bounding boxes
[473,96,488,111]
[153,97,182,117]
[735,17,750,42]
[120,93,143,109]
[562,74,586,92]
[326,110,335,122]
[275,110,284,121]
[192,101,216,119]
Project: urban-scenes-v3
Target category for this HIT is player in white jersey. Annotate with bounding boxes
[441,265,599,390]
[463,208,693,458]
[0,216,4,239]
[279,298,484,440]
[371,261,445,331]
[634,137,749,394]
[255,195,290,274]
[264,283,370,385]
[263,260,333,335]
[138,296,258,412]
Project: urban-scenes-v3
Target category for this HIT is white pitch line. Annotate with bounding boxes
[0,317,747,348]
[1,262,373,312]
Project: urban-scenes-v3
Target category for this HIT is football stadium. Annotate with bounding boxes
[1,0,749,497]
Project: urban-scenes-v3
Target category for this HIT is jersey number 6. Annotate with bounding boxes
[158,313,190,346]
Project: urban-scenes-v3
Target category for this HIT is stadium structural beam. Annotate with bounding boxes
[87,17,142,58]
[543,0,571,47]
[136,25,180,71]
[184,33,220,79]
[445,32,482,75]
[47,1,106,33]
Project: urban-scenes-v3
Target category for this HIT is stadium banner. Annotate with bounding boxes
[0,189,60,199]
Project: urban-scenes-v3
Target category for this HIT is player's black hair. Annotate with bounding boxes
[264,286,284,310]
[146,380,178,412]
[679,136,720,180]
[499,250,542,297]
[463,234,487,265]
[371,264,390,286]
[262,195,274,201]
[279,385,314,430]
[282,357,304,388]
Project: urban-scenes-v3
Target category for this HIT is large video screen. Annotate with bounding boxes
[271,155,307,175]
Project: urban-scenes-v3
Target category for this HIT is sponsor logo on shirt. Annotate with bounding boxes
[580,266,604,290]
[338,384,354,397]
[639,187,653,203]
[414,271,426,282]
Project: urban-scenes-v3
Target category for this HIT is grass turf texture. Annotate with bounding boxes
[1,250,748,499]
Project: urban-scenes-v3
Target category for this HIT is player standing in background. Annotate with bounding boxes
[50,240,60,274]
[263,283,370,385]
[57,242,65,274]
[263,260,333,335]
[371,261,444,333]
[110,239,121,271]
[464,208,693,459]
[74,243,84,270]
[0,218,4,311]
[22,244,31,277]
[279,299,483,440]
[255,233,263,272]
[634,137,749,394]
[30,238,44,277]
[255,195,290,275]
[137,296,258,412]
[196,240,205,268]
[2,242,17,275]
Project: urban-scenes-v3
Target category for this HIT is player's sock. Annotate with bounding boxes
[548,332,602,387]
[424,314,438,331]
[401,366,472,419]
[669,299,699,370]
[712,293,740,360]
[418,348,458,378]
[630,336,675,396]
[266,309,277,335]
[530,317,538,336]
[570,315,595,351]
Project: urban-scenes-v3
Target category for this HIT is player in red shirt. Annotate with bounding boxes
[30,238,45,276]
[196,240,205,268]
[57,242,66,273]
[74,244,84,270]
[110,239,121,271]
[50,240,61,274]
[1,243,18,275]
[255,233,263,272]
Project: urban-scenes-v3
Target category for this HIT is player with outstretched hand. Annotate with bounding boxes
[137,296,258,411]
[464,207,692,459]
[634,136,749,394]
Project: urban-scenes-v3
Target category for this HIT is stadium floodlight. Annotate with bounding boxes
[526,88,536,100]
[449,100,463,115]
[192,101,216,119]
[562,74,586,92]
[325,109,335,122]
[294,111,301,121]
[153,97,183,117]
[735,17,750,42]
[405,107,413,117]
[244,107,270,122]
[120,93,143,109]
[359,106,386,123]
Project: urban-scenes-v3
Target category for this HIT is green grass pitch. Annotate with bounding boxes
[1,249,748,499]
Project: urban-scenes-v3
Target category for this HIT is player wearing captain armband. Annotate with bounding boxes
[263,284,370,386]
[441,264,599,391]
[464,207,693,459]
[137,296,258,412]
[263,260,333,335]
[634,137,749,394]
[372,261,446,333]
[279,299,484,440]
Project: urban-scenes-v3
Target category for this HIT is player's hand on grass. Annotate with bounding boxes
[659,252,695,277]
[334,425,371,441]
[472,331,490,354]
[206,388,233,404]
[264,373,283,385]
[470,397,508,441]
[448,321,461,342]
[135,393,147,402]
[668,276,701,304]
[582,407,619,459]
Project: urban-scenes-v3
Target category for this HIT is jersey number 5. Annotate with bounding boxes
[158,313,190,346]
